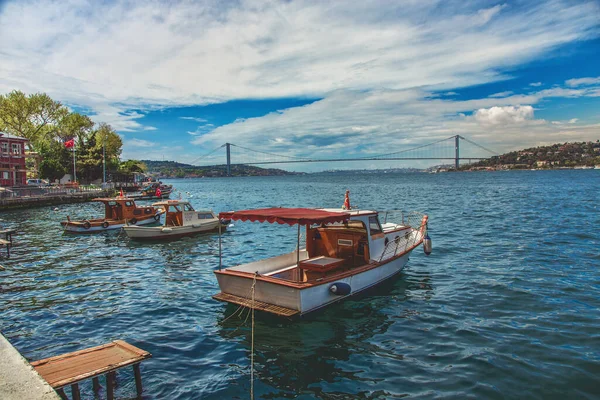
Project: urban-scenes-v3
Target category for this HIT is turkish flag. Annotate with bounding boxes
[64,139,75,149]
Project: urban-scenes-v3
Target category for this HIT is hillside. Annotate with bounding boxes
[462,140,600,170]
[141,160,299,178]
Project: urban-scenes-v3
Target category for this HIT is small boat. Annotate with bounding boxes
[129,182,173,200]
[213,194,430,317]
[123,200,228,240]
[60,197,164,233]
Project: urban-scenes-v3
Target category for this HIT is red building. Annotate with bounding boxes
[0,132,28,187]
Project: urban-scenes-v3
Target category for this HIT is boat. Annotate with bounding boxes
[213,195,430,317]
[129,182,173,200]
[123,200,229,240]
[60,197,164,233]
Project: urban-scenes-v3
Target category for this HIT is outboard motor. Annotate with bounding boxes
[423,233,432,255]
[329,282,351,296]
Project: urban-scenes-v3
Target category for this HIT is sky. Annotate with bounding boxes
[0,0,599,171]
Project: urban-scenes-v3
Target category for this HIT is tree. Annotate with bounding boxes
[119,160,146,173]
[0,90,67,151]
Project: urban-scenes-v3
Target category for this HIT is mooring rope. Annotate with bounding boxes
[250,273,257,400]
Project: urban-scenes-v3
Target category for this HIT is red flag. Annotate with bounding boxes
[155,187,162,197]
[64,139,75,149]
[120,188,124,197]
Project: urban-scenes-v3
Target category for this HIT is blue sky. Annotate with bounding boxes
[0,0,599,170]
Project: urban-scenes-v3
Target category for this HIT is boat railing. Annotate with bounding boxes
[378,212,427,263]
[380,210,425,229]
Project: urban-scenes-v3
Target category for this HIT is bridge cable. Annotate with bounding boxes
[229,143,312,161]
[458,136,498,155]
[188,144,227,166]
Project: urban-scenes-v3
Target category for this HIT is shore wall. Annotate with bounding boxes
[0,189,115,211]
[0,333,59,400]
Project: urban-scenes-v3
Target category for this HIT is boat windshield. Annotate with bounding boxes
[183,203,194,211]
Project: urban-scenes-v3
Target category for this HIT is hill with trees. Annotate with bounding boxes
[462,140,600,170]
[142,160,298,178]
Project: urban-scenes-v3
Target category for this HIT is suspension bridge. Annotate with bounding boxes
[188,135,497,176]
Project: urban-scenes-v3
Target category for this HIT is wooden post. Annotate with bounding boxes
[92,377,101,392]
[56,388,68,400]
[71,383,81,400]
[133,363,143,398]
[106,371,116,400]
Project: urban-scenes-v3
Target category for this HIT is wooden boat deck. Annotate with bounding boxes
[31,340,151,389]
[213,292,299,317]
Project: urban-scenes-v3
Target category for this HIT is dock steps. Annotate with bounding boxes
[213,292,299,317]
[31,340,151,400]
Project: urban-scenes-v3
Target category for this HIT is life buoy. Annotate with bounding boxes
[154,214,160,221]
[83,221,91,230]
[129,218,137,225]
[102,221,109,229]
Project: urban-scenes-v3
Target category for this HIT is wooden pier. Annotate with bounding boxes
[0,189,115,210]
[31,340,151,400]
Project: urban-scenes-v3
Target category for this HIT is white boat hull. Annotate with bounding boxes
[215,252,411,315]
[123,220,224,239]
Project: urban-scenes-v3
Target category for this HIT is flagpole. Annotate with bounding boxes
[73,146,77,183]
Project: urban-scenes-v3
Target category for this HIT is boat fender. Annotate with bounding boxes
[83,221,91,230]
[102,221,109,229]
[154,214,161,221]
[129,218,137,225]
[162,227,172,233]
[329,282,351,296]
[220,218,231,225]
[423,234,432,255]
[384,237,389,246]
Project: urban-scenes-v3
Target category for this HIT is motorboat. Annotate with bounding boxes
[123,200,228,240]
[129,182,173,200]
[60,197,164,233]
[213,194,430,317]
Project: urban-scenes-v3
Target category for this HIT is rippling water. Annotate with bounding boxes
[1,171,599,399]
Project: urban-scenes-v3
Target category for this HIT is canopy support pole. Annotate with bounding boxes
[296,224,301,282]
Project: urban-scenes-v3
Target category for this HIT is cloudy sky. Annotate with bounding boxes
[1,0,599,170]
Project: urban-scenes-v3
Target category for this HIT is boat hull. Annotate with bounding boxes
[61,214,160,233]
[215,252,411,316]
[123,222,226,240]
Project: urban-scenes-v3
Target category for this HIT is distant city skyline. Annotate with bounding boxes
[1,0,599,171]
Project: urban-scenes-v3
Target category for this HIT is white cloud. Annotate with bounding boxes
[489,91,514,98]
[529,82,542,87]
[568,118,579,124]
[474,105,534,125]
[0,0,598,130]
[180,117,208,123]
[125,138,156,148]
[565,77,600,87]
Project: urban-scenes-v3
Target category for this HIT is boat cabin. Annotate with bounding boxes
[217,208,415,283]
[95,198,158,222]
[153,200,217,227]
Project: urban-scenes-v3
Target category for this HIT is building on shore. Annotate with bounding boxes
[0,132,28,187]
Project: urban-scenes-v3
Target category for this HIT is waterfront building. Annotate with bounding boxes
[0,132,29,187]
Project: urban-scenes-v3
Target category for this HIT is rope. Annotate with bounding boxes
[250,273,257,400]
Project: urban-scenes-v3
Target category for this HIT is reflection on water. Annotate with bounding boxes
[1,171,599,399]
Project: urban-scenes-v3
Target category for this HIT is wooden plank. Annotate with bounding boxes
[0,239,10,245]
[31,341,151,388]
[213,292,299,317]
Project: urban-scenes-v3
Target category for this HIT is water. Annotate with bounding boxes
[1,170,599,399]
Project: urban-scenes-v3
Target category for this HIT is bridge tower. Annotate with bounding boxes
[225,143,231,177]
[454,135,460,170]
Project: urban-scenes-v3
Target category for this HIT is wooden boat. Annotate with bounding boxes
[213,196,430,317]
[123,200,228,240]
[60,197,164,233]
[129,183,173,200]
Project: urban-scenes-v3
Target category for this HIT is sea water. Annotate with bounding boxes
[1,170,599,399]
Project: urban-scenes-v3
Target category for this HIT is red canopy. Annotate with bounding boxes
[219,208,350,226]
